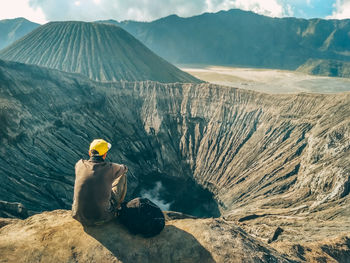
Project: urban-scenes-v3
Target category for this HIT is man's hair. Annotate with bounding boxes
[90,149,101,156]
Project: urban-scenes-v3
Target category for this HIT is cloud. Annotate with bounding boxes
[27,0,293,22]
[0,0,47,23]
[210,0,291,17]
[328,0,350,19]
[28,0,205,22]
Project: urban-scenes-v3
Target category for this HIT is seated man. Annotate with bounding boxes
[72,139,128,226]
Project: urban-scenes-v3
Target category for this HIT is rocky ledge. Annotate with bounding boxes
[0,210,295,263]
[1,210,349,262]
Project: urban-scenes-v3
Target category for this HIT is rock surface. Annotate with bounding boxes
[0,201,28,219]
[272,235,350,262]
[0,21,198,83]
[0,210,294,263]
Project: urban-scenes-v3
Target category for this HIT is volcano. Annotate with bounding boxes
[0,21,198,83]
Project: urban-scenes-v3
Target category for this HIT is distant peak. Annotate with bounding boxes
[11,17,28,21]
[44,21,122,30]
[0,17,29,23]
[96,19,120,24]
[165,14,180,19]
[0,20,198,83]
[155,14,181,23]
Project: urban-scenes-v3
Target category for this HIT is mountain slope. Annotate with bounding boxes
[0,18,39,50]
[0,21,198,83]
[100,9,350,70]
[297,59,350,77]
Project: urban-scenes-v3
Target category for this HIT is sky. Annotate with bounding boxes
[0,0,349,24]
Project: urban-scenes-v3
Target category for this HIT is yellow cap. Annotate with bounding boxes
[89,139,112,156]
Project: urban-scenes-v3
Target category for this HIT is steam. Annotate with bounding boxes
[140,181,172,211]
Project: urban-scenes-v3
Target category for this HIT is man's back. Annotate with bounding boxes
[72,158,125,225]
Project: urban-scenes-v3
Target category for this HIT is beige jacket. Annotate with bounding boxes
[72,158,127,225]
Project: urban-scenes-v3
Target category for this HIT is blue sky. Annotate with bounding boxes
[1,0,349,24]
[286,0,336,18]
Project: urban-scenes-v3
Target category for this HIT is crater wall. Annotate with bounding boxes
[0,60,349,223]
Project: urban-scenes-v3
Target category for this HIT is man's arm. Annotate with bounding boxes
[111,164,128,208]
[111,164,128,183]
[117,174,127,207]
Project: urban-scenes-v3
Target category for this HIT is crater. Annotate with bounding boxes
[132,172,221,218]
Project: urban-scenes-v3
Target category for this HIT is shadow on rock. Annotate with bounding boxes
[84,221,215,263]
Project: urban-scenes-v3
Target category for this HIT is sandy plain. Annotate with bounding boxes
[180,65,350,94]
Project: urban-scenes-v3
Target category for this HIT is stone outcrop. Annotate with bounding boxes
[0,201,28,219]
[0,210,295,263]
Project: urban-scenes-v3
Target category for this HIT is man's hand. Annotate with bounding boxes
[122,164,128,174]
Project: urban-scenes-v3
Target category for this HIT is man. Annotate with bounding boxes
[72,139,128,226]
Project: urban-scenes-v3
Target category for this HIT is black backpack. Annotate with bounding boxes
[118,198,165,238]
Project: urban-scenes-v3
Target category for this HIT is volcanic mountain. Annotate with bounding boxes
[0,21,198,83]
[100,9,350,73]
[0,18,39,50]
